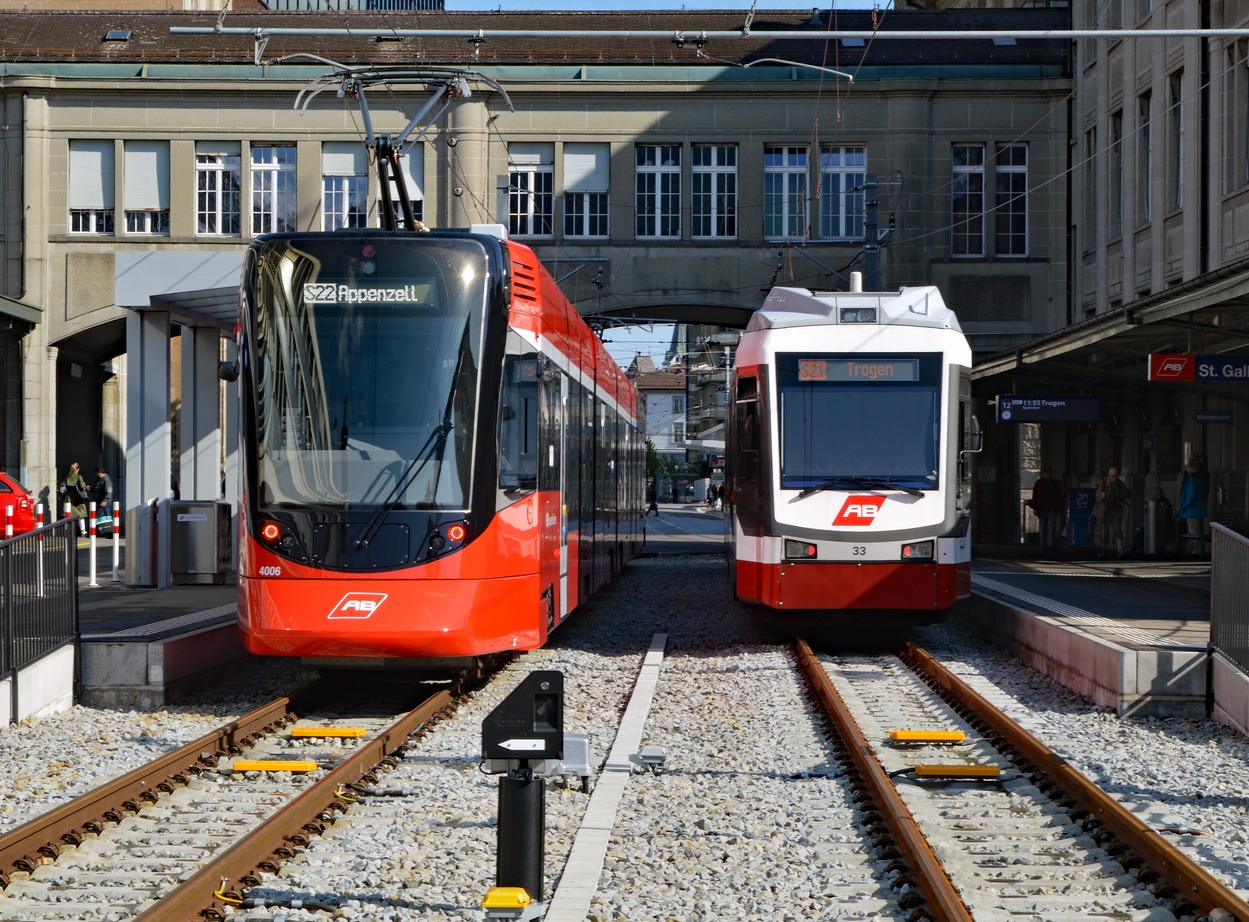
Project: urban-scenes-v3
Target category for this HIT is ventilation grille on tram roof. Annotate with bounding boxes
[511,257,540,306]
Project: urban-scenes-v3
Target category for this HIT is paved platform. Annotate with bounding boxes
[75,539,245,708]
[960,546,1214,719]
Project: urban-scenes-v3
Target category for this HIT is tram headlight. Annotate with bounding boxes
[430,521,468,555]
[901,540,934,560]
[784,540,818,559]
[259,520,295,550]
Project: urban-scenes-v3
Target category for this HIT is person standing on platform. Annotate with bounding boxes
[1177,453,1209,556]
[93,466,114,534]
[92,466,112,508]
[1095,466,1131,560]
[1027,466,1065,552]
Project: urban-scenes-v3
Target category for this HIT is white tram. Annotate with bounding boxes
[726,281,978,621]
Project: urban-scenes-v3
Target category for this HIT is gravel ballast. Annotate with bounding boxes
[0,555,1245,920]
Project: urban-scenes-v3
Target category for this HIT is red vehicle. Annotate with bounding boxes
[234,228,643,670]
[0,471,37,537]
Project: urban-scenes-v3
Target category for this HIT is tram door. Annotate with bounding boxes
[538,368,567,629]
[556,372,569,622]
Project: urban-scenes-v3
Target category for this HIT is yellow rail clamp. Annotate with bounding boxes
[482,886,532,920]
[889,729,966,744]
[913,763,1001,780]
[290,727,367,738]
[232,760,319,773]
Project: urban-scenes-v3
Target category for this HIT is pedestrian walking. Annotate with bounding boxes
[60,461,90,535]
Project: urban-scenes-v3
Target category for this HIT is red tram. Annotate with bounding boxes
[235,227,643,668]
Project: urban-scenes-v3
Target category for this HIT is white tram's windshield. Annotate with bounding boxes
[776,351,942,490]
[248,236,489,510]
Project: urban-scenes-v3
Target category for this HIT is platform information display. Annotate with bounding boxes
[996,395,1101,424]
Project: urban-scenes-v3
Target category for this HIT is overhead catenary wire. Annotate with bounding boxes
[173,26,1249,41]
[204,15,1238,304]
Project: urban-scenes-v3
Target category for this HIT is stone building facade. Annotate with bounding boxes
[0,7,1074,537]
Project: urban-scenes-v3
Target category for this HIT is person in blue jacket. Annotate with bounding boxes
[1177,453,1209,556]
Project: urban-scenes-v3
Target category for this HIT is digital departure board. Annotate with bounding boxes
[797,358,920,382]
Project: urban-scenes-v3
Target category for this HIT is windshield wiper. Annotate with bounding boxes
[352,423,452,549]
[796,477,925,499]
[354,351,464,550]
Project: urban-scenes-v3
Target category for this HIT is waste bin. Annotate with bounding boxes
[1067,487,1096,547]
[169,501,232,585]
[124,500,160,587]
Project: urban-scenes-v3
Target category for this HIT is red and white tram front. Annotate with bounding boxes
[730,290,975,617]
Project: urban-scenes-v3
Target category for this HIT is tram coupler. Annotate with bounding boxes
[481,671,565,903]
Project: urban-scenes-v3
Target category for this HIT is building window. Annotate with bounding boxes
[951,144,984,257]
[994,144,1028,256]
[1109,114,1123,239]
[672,395,685,413]
[382,146,424,227]
[252,143,297,235]
[1167,70,1183,211]
[672,420,685,443]
[1137,91,1152,225]
[508,142,554,237]
[322,142,368,231]
[764,146,807,240]
[692,144,737,239]
[69,140,114,235]
[635,144,681,239]
[1227,41,1249,191]
[818,145,865,240]
[1083,128,1098,244]
[563,143,609,238]
[196,141,241,236]
[123,141,169,236]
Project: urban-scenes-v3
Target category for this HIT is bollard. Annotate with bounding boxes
[35,504,45,597]
[88,502,99,587]
[481,671,565,904]
[111,500,121,583]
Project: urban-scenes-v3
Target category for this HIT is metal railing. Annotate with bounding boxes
[0,519,78,723]
[1210,523,1249,675]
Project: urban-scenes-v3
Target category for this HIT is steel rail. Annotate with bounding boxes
[132,687,455,922]
[904,641,1249,919]
[0,692,302,886]
[794,638,974,922]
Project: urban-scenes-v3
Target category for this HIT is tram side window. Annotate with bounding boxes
[499,356,539,490]
[734,376,760,483]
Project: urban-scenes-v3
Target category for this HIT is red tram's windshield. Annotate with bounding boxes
[245,235,491,512]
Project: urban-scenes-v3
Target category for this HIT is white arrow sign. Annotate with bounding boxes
[498,738,546,752]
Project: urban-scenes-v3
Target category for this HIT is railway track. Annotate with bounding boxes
[0,682,455,921]
[2,550,1245,921]
[796,638,1249,922]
